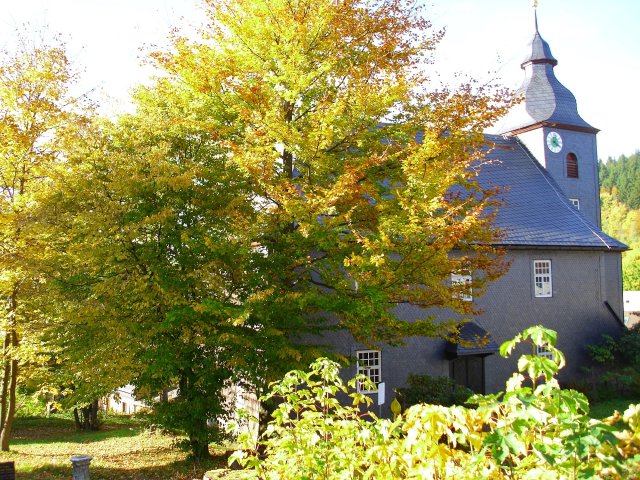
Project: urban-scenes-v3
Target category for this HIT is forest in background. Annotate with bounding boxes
[599,152,640,290]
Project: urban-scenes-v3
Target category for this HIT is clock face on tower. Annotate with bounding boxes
[546,131,563,153]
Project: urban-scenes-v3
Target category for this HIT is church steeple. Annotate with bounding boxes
[501,11,602,229]
[522,10,557,68]
[502,11,597,135]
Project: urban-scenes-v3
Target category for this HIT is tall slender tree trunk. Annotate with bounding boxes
[0,288,19,451]
[73,407,81,430]
[89,399,99,430]
[1,354,18,451]
[0,330,10,438]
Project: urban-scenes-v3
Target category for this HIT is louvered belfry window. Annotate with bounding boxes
[566,153,579,178]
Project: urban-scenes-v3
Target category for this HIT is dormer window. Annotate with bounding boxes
[566,153,579,178]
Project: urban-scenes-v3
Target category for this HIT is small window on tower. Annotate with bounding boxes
[570,198,580,209]
[566,153,579,178]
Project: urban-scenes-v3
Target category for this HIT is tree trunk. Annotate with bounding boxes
[73,407,81,430]
[89,399,99,430]
[74,401,100,431]
[0,288,19,451]
[0,331,10,438]
[190,431,211,460]
[0,355,18,451]
[82,406,90,430]
[179,371,211,460]
[188,413,211,460]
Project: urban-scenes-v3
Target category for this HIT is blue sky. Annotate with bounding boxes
[1,0,638,160]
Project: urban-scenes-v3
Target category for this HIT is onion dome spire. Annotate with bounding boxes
[501,10,597,134]
[522,10,557,67]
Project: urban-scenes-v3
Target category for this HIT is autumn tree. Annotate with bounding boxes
[43,79,321,458]
[47,0,514,458]
[600,190,640,290]
[151,0,514,344]
[0,34,89,449]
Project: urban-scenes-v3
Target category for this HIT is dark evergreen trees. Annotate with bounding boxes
[600,151,640,209]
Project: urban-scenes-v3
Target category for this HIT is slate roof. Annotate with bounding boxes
[479,134,627,251]
[522,12,557,66]
[445,322,499,357]
[500,14,596,134]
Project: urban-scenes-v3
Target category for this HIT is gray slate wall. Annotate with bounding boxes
[311,248,624,416]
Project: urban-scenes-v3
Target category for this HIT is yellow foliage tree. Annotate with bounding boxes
[149,0,516,344]
[0,34,90,449]
[39,0,516,458]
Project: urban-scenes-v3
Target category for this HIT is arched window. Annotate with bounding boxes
[566,152,579,178]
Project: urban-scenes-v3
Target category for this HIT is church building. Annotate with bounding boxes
[318,15,627,412]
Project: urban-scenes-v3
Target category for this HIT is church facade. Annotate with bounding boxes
[316,17,627,412]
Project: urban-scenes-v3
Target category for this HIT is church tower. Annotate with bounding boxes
[502,13,602,228]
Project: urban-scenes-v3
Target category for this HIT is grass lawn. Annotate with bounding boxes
[0,415,235,480]
[3,400,636,479]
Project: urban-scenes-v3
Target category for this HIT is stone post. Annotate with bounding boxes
[70,455,92,480]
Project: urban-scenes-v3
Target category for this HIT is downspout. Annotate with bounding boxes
[604,301,626,328]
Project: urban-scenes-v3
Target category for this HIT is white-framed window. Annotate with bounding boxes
[569,198,580,209]
[536,345,553,359]
[356,350,381,393]
[533,260,552,298]
[451,272,473,302]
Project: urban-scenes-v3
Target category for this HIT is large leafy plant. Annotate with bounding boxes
[231,326,640,479]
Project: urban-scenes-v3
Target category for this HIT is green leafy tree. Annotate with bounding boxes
[43,81,262,457]
[47,0,514,457]
[600,151,640,210]
[0,33,89,450]
[600,190,640,290]
[149,0,514,347]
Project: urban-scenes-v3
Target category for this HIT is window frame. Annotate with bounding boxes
[566,152,579,178]
[356,350,381,393]
[569,198,580,209]
[533,260,553,298]
[536,345,553,359]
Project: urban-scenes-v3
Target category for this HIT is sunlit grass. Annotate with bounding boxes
[0,414,234,480]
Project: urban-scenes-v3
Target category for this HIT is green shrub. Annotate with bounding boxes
[397,373,473,408]
[231,326,640,479]
[15,389,48,417]
[587,324,640,399]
